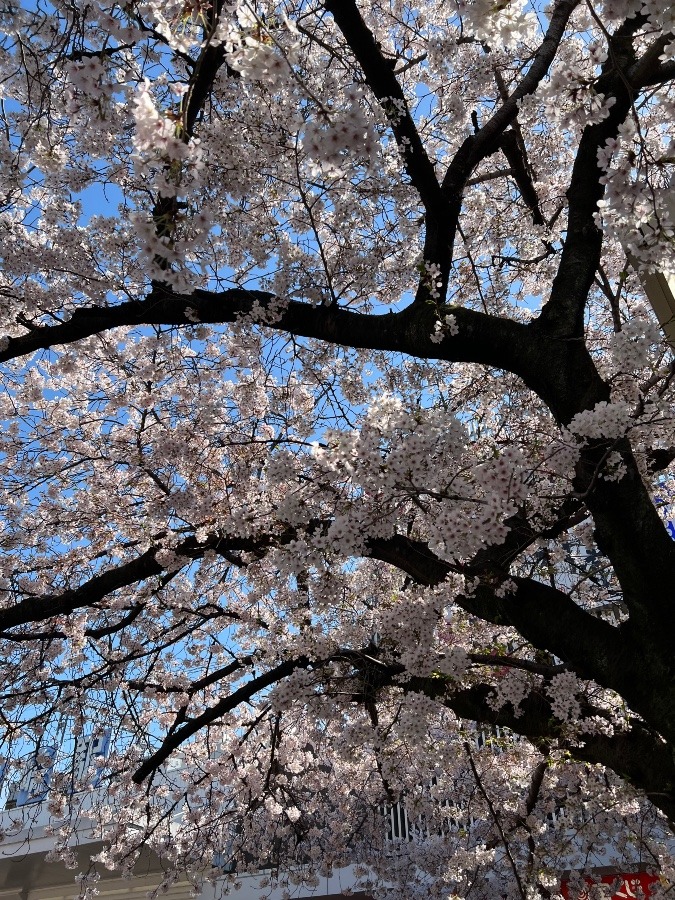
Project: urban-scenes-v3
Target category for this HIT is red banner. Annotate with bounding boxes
[561,873,659,900]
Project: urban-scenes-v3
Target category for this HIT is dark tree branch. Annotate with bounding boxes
[499,130,546,226]
[635,59,675,88]
[538,107,631,338]
[386,674,675,825]
[0,547,166,632]
[571,721,675,824]
[647,447,675,473]
[626,33,675,89]
[368,535,621,680]
[3,285,675,712]
[322,0,442,218]
[0,283,611,438]
[0,285,541,396]
[0,530,291,633]
[538,19,673,339]
[182,0,239,138]
[5,506,662,751]
[447,685,675,825]
[134,649,675,825]
[469,654,568,676]
[149,0,237,271]
[123,628,675,826]
[368,530,675,745]
[132,656,311,783]
[127,656,253,695]
[441,0,581,201]
[321,0,456,304]
[66,43,135,62]
[85,602,145,638]
[0,602,145,642]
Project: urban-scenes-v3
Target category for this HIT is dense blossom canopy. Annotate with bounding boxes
[1,0,675,897]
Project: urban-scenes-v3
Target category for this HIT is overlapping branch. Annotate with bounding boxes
[540,18,675,339]
[323,0,442,218]
[0,529,289,634]
[0,284,536,387]
[441,0,582,213]
[132,656,312,783]
[429,681,675,825]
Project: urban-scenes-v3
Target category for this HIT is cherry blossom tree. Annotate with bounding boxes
[1,0,675,896]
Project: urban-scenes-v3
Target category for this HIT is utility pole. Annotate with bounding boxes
[631,192,675,347]
[641,267,675,346]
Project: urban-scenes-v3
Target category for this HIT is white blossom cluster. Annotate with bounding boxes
[132,81,203,195]
[308,396,532,562]
[455,0,538,49]
[302,103,379,175]
[395,691,441,742]
[546,672,582,723]
[436,646,471,678]
[600,450,628,482]
[63,56,112,101]
[569,400,632,440]
[430,313,459,344]
[596,119,675,278]
[487,668,533,717]
[226,16,299,88]
[610,318,663,373]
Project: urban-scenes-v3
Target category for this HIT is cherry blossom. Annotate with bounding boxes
[0,0,674,898]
